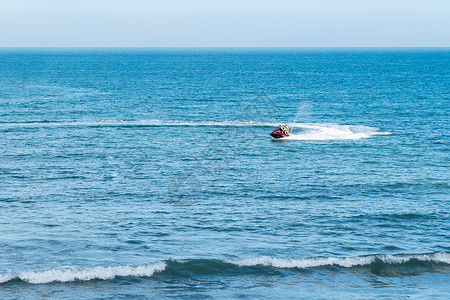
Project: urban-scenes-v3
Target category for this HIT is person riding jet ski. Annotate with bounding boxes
[270,124,290,139]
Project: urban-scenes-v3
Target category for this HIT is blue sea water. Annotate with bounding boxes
[0,48,449,299]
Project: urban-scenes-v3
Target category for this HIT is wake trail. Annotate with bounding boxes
[285,123,390,140]
[0,120,278,128]
[0,120,390,140]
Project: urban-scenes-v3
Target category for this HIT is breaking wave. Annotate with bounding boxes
[0,120,389,140]
[0,262,166,284]
[1,253,448,285]
[230,252,450,268]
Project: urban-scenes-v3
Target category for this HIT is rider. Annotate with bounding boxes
[279,124,289,135]
[278,124,284,134]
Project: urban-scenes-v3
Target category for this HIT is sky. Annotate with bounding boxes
[0,0,449,47]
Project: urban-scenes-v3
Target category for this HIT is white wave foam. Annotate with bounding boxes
[0,262,166,284]
[0,273,14,283]
[1,253,448,285]
[229,253,450,269]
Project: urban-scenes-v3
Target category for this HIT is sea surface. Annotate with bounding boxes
[0,48,449,299]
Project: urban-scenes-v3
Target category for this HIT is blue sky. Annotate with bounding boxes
[0,0,448,47]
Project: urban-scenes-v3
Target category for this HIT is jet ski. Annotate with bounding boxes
[270,125,290,139]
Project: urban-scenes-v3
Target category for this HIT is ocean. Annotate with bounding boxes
[0,48,448,299]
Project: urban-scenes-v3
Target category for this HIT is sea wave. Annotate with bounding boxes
[1,253,448,285]
[0,262,166,284]
[230,252,450,268]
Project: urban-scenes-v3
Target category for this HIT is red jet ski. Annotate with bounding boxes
[270,125,290,139]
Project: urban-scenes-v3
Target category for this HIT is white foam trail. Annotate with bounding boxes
[0,120,390,140]
[0,262,166,284]
[284,123,390,141]
[229,253,450,269]
[0,120,279,128]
